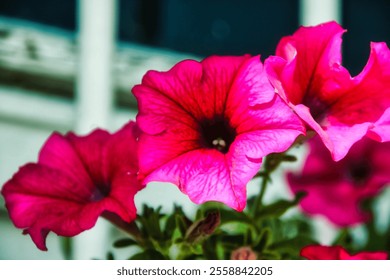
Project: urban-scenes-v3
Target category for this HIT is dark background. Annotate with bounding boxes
[0,0,389,75]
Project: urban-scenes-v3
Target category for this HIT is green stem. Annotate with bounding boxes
[102,212,143,244]
[250,152,297,216]
[251,174,269,215]
[60,237,73,260]
[332,228,350,246]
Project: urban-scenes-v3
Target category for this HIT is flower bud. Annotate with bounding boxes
[231,247,257,260]
[185,211,220,243]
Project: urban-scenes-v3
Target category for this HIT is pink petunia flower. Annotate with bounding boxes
[1,122,143,250]
[133,55,305,211]
[265,21,390,161]
[301,245,388,260]
[287,136,390,227]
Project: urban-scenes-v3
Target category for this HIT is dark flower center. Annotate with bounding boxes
[302,95,329,122]
[199,117,236,154]
[347,162,371,185]
[91,182,111,201]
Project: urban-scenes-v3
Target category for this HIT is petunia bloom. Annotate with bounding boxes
[265,21,390,161]
[133,55,304,211]
[1,122,143,250]
[287,136,390,227]
[301,245,388,260]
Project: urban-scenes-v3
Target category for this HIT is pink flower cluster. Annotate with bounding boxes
[2,21,390,254]
[288,136,390,227]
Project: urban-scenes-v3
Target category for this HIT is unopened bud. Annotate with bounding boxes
[185,211,220,243]
[231,247,257,260]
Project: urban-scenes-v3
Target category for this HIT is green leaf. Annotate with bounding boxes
[256,192,306,218]
[201,235,220,260]
[219,208,253,225]
[195,208,203,220]
[257,200,294,218]
[182,254,203,260]
[216,241,226,260]
[263,153,297,172]
[268,235,315,256]
[137,205,164,240]
[164,213,177,239]
[281,154,297,162]
[176,215,190,237]
[260,250,281,260]
[113,238,138,248]
[254,228,271,252]
[220,234,246,246]
[189,244,203,255]
[129,249,166,260]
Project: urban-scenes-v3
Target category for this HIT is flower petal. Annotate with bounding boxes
[226,55,275,108]
[38,133,95,197]
[65,130,110,187]
[273,21,347,105]
[135,55,305,210]
[287,136,390,226]
[267,22,390,161]
[138,128,201,179]
[144,149,250,211]
[1,123,142,250]
[301,245,343,260]
[234,94,305,138]
[289,175,370,226]
[102,122,144,222]
[2,164,91,250]
[133,56,250,135]
[301,245,388,260]
[331,42,390,125]
[369,107,390,141]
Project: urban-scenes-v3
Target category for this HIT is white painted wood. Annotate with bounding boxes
[300,0,342,26]
[73,0,117,259]
[0,16,198,110]
[75,0,116,133]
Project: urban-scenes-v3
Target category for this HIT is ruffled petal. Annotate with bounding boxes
[267,22,390,161]
[103,122,143,222]
[138,128,201,179]
[331,42,390,125]
[273,21,347,105]
[226,55,275,109]
[369,107,390,141]
[323,116,372,161]
[235,94,305,137]
[1,124,142,250]
[134,55,305,210]
[2,164,92,250]
[65,130,110,187]
[133,56,250,135]
[295,104,371,161]
[38,133,95,197]
[144,149,250,211]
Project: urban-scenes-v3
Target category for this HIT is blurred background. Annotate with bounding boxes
[0,0,389,259]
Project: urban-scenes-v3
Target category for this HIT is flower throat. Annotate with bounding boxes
[200,117,236,154]
[348,162,372,185]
